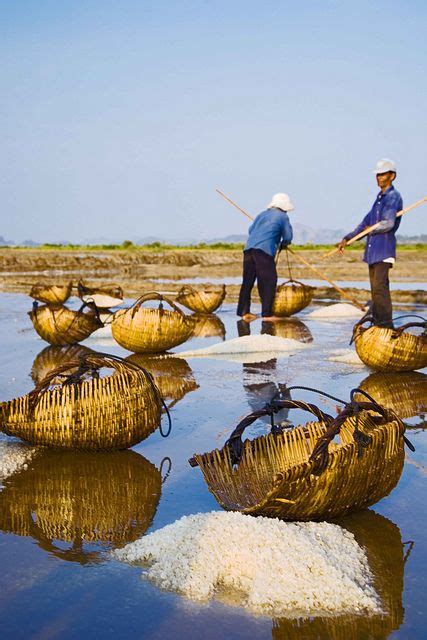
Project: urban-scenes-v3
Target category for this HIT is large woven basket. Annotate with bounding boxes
[0,352,163,450]
[262,318,313,342]
[189,389,406,521]
[191,313,226,339]
[125,354,199,409]
[356,371,427,420]
[77,279,124,309]
[272,280,314,317]
[30,281,73,305]
[31,344,94,384]
[272,510,405,639]
[0,450,163,564]
[353,316,427,372]
[176,284,226,314]
[29,302,103,346]
[111,292,195,353]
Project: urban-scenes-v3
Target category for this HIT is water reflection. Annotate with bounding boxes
[261,319,313,343]
[31,344,95,384]
[125,353,199,409]
[191,313,226,340]
[0,450,163,564]
[356,371,427,422]
[272,510,406,639]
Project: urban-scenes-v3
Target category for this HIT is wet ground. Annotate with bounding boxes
[0,292,426,639]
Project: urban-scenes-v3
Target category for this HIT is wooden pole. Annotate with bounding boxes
[216,188,366,310]
[321,196,427,259]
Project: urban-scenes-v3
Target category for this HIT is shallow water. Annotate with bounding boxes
[0,292,426,639]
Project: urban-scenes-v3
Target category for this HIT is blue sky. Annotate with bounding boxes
[1,1,426,242]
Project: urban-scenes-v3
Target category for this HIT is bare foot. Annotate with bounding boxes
[262,315,283,321]
[242,313,258,322]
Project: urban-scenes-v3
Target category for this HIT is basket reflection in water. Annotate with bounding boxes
[261,319,313,343]
[0,353,163,449]
[125,354,199,409]
[29,303,103,346]
[191,313,226,340]
[31,344,95,384]
[272,510,406,639]
[176,284,226,314]
[356,371,427,420]
[0,450,163,564]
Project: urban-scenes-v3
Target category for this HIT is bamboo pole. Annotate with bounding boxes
[216,188,366,310]
[321,196,427,259]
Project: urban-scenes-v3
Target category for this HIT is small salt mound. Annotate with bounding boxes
[178,335,308,360]
[114,511,381,616]
[307,303,365,319]
[329,349,365,365]
[0,440,37,485]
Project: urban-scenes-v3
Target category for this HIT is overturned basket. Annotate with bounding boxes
[352,315,427,372]
[190,387,409,521]
[0,352,167,449]
[176,284,226,314]
[112,292,195,353]
[77,279,124,309]
[272,280,314,317]
[0,450,165,564]
[29,302,103,346]
[356,371,427,420]
[30,281,73,305]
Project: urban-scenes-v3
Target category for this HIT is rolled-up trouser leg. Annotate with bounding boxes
[254,249,277,317]
[369,262,393,327]
[237,250,257,316]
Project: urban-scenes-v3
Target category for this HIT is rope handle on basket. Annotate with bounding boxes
[128,292,189,319]
[278,279,312,288]
[351,313,426,343]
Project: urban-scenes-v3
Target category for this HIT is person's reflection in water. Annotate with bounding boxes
[237,320,291,429]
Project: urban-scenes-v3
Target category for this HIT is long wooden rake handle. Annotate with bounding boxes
[321,196,427,259]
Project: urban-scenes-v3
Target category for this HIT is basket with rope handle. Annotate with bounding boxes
[0,449,167,564]
[111,292,195,353]
[30,281,73,305]
[29,301,103,346]
[189,387,410,521]
[352,314,427,372]
[176,284,226,314]
[0,352,170,449]
[77,279,124,309]
[272,249,314,316]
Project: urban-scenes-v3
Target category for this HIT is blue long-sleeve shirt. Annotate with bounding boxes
[245,208,293,257]
[344,186,403,264]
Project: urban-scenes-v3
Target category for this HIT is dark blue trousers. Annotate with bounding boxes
[237,249,277,317]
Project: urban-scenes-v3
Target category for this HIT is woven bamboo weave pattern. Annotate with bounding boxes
[356,371,427,419]
[111,292,195,353]
[353,320,427,372]
[191,407,405,521]
[0,353,162,449]
[30,281,73,305]
[0,450,162,563]
[272,280,314,317]
[176,284,226,314]
[29,303,103,346]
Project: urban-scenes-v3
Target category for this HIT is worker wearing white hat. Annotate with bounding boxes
[237,193,294,321]
[338,159,403,327]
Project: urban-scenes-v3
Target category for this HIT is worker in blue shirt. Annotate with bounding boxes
[237,193,294,321]
[338,159,403,328]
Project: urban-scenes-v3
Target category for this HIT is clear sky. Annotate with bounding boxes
[1,1,426,243]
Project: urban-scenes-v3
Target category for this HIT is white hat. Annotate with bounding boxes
[373,158,397,175]
[268,193,294,212]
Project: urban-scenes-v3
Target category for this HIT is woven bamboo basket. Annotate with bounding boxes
[356,371,427,420]
[0,352,163,449]
[189,390,406,521]
[262,319,313,343]
[125,354,199,409]
[272,280,314,317]
[272,510,405,640]
[30,281,73,305]
[31,344,94,384]
[176,284,226,314]
[29,302,103,346]
[191,313,226,339]
[77,279,124,308]
[111,292,195,353]
[353,316,427,372]
[0,450,163,564]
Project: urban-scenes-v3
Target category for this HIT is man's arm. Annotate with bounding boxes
[338,210,372,252]
[371,191,401,234]
[279,214,293,249]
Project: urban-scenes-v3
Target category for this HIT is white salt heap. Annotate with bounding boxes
[114,511,381,616]
[0,440,37,485]
[328,349,365,365]
[178,335,308,363]
[307,303,365,319]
